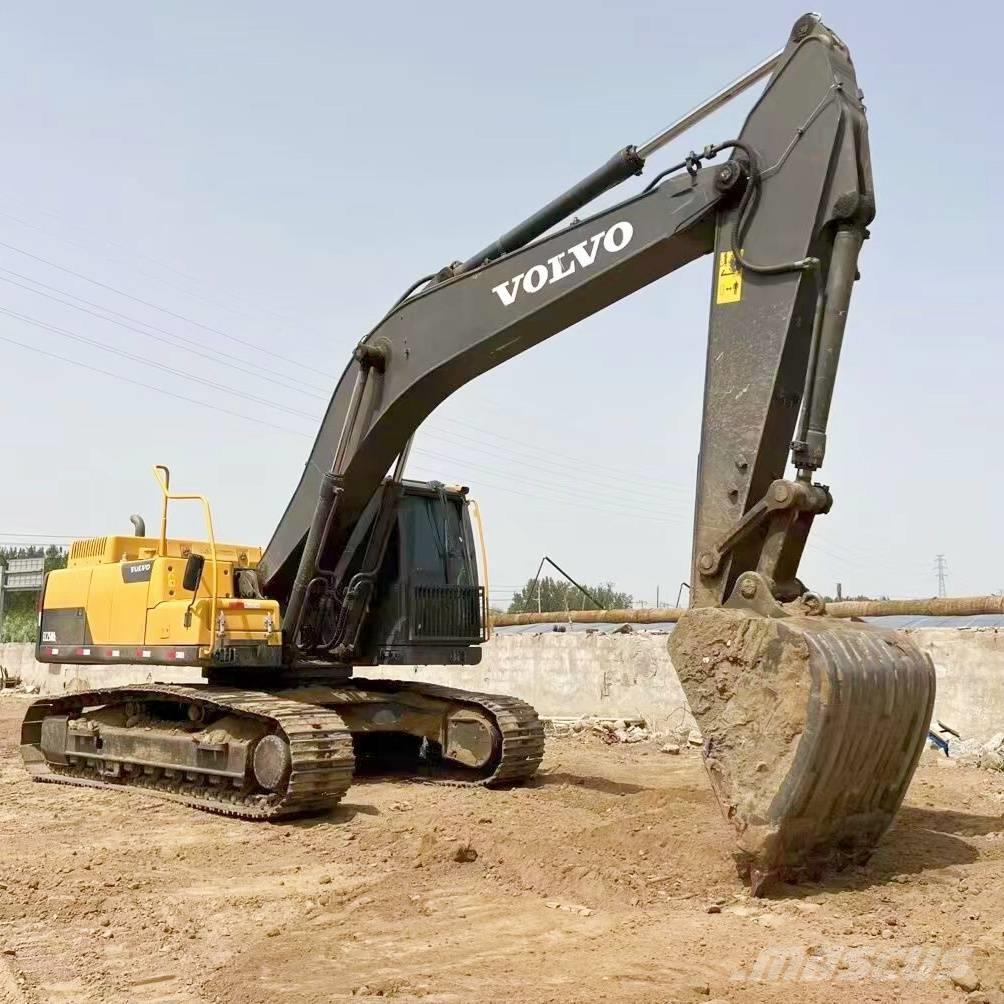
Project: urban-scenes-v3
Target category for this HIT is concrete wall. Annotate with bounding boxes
[0,643,200,694]
[372,631,697,734]
[910,628,1004,740]
[372,627,1004,741]
[3,626,1003,742]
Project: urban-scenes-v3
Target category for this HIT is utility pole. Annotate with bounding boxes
[836,582,843,601]
[656,585,660,609]
[935,554,948,598]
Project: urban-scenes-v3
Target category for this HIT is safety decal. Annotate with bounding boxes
[716,250,743,304]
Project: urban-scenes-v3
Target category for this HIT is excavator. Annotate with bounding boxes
[22,13,935,893]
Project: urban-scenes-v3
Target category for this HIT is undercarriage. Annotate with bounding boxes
[20,680,545,819]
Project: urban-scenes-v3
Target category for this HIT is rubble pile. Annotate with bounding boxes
[967,733,1004,771]
[544,715,702,748]
[932,728,1004,771]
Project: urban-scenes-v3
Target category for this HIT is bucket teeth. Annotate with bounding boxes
[670,608,936,894]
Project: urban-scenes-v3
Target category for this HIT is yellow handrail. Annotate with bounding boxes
[469,498,491,640]
[152,465,220,655]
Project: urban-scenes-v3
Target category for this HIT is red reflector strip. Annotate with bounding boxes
[50,646,198,661]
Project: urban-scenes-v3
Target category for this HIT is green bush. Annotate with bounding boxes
[0,608,36,644]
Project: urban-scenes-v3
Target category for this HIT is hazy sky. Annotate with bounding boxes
[1,2,1001,608]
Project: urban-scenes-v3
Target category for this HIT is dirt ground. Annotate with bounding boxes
[1,695,1003,1004]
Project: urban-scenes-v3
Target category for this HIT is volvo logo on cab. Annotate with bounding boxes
[490,221,634,307]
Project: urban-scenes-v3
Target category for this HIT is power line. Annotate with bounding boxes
[431,414,692,493]
[0,266,332,396]
[0,291,928,555]
[0,533,79,538]
[0,257,694,497]
[0,267,690,501]
[411,448,686,523]
[0,333,307,436]
[0,207,935,553]
[0,329,911,580]
[0,238,338,378]
[421,426,690,501]
[0,209,915,590]
[0,248,695,498]
[0,292,697,515]
[5,323,684,525]
[413,443,692,517]
[0,306,320,420]
[0,334,728,531]
[0,204,328,336]
[410,458,679,525]
[0,232,702,494]
[0,310,690,519]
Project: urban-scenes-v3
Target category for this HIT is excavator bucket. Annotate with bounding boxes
[670,607,936,894]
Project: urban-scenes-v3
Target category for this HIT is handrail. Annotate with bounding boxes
[469,499,491,640]
[152,465,220,654]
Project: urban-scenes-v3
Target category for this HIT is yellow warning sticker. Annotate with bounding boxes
[716,250,742,304]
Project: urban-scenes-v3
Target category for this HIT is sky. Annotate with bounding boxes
[0,1,1001,609]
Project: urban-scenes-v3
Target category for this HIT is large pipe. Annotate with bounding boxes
[827,595,1004,619]
[490,595,1004,627]
[493,607,683,627]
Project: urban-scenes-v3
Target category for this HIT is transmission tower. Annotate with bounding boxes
[935,554,948,598]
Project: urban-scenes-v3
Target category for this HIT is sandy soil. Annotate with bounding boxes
[1,694,1003,1004]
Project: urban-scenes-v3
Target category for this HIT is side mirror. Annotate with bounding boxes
[183,554,205,593]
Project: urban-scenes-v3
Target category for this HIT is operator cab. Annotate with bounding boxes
[316,479,487,667]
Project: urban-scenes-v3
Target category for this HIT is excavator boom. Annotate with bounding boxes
[261,13,873,625]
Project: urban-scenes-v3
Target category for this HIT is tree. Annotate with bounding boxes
[0,545,67,575]
[507,576,632,614]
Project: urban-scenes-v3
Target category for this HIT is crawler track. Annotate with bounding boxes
[351,678,546,787]
[20,680,544,819]
[20,685,356,819]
